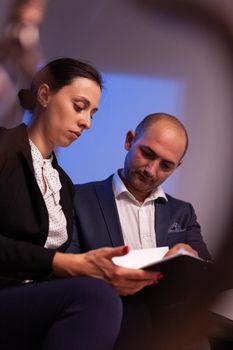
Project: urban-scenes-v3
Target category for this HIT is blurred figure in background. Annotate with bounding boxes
[0,0,47,127]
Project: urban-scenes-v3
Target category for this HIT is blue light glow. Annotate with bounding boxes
[55,72,185,193]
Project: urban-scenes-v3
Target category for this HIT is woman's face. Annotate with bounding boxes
[37,77,101,148]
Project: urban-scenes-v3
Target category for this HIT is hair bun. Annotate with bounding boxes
[18,89,35,112]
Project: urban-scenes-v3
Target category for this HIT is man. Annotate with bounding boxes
[69,113,211,349]
[70,113,210,260]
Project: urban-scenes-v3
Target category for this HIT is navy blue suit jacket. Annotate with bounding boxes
[69,175,210,260]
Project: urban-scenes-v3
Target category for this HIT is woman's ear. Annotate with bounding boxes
[124,131,136,150]
[37,83,50,108]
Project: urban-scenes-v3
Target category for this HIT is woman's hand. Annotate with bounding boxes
[52,246,163,296]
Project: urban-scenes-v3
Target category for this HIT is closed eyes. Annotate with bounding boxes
[73,103,85,112]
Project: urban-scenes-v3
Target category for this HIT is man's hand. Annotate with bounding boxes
[52,246,163,296]
[164,243,198,258]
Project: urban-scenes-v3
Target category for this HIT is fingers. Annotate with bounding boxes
[164,243,198,257]
[108,268,164,296]
[113,266,161,281]
[82,247,165,296]
[95,245,130,259]
[178,243,198,256]
[114,273,163,296]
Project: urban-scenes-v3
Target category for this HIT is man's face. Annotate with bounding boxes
[122,121,186,202]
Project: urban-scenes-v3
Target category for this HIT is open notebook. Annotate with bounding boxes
[112,247,169,269]
[112,246,208,270]
[114,248,217,341]
[113,247,212,298]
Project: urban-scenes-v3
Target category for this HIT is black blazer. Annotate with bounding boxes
[69,175,211,260]
[0,124,74,285]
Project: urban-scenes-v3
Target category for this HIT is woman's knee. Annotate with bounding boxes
[69,277,122,311]
[54,277,123,348]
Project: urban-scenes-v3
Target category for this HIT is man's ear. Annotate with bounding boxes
[124,131,136,150]
[37,83,51,108]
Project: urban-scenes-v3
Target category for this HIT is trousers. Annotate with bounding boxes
[0,277,123,350]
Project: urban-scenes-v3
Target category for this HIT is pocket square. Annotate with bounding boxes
[168,222,185,233]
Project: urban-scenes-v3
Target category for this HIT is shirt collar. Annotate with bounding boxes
[112,170,167,203]
[29,139,53,166]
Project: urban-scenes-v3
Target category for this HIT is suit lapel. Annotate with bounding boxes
[12,123,35,174]
[155,198,171,247]
[9,124,49,242]
[95,176,124,246]
[12,124,42,194]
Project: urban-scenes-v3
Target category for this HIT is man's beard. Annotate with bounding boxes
[131,170,158,193]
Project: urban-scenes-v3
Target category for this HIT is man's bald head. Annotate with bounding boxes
[134,113,188,160]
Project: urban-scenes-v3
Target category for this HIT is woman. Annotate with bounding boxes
[0,58,160,350]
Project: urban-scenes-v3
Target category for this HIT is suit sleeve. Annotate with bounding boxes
[184,203,211,261]
[65,216,82,253]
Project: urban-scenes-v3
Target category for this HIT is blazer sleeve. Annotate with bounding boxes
[0,234,56,279]
[184,203,211,261]
[66,217,82,253]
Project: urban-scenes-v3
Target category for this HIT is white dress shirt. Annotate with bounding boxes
[112,171,167,249]
[29,139,68,249]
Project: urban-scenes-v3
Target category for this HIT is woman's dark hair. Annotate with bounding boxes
[18,57,103,112]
